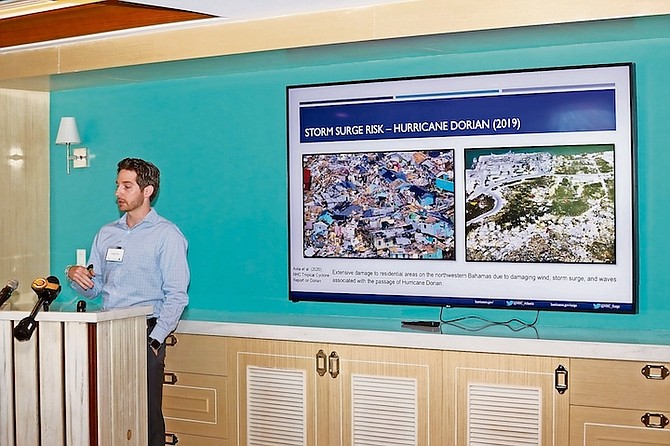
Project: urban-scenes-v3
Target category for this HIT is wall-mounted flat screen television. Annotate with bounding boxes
[287,64,637,313]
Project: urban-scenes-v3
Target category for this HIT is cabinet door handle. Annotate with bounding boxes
[163,372,179,385]
[641,412,669,429]
[554,364,568,394]
[316,349,327,376]
[165,334,178,347]
[165,432,179,444]
[329,351,340,379]
[641,364,669,380]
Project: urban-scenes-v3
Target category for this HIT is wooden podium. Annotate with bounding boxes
[0,305,152,446]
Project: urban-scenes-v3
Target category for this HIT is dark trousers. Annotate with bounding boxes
[147,320,166,446]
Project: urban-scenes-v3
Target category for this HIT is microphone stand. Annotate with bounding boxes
[0,279,19,309]
[13,276,61,342]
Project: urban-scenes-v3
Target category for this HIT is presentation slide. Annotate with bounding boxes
[287,64,636,312]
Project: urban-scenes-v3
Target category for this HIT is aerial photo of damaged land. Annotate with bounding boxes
[303,150,455,259]
[465,144,615,264]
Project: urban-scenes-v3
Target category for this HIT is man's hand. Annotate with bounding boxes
[149,337,161,356]
[67,264,95,290]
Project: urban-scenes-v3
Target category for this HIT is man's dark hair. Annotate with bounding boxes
[117,157,160,202]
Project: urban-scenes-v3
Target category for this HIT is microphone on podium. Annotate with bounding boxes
[13,276,61,341]
[0,279,18,308]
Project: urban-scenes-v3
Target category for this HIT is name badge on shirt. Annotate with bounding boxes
[106,247,125,262]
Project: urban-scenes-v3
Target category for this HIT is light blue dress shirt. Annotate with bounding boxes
[71,208,190,343]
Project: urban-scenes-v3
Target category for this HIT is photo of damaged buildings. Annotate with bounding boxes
[465,144,616,264]
[303,150,455,259]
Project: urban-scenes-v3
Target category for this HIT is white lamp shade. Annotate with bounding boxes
[55,117,81,145]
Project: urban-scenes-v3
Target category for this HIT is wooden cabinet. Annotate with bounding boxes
[227,337,444,445]
[160,331,670,446]
[163,333,231,446]
[445,351,570,446]
[570,358,670,446]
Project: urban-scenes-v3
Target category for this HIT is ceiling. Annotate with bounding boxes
[0,0,407,50]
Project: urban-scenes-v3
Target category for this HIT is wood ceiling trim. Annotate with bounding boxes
[0,0,213,48]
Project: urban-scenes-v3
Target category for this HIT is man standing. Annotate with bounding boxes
[66,157,189,446]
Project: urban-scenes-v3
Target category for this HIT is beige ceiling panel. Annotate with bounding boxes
[0,47,58,82]
[57,9,376,73]
[374,0,670,38]
[218,9,377,53]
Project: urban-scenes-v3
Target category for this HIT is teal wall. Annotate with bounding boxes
[51,15,670,331]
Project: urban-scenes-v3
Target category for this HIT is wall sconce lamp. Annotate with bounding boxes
[55,117,88,174]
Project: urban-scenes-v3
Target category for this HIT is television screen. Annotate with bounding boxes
[287,64,637,313]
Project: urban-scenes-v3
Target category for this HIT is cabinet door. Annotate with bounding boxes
[571,405,670,446]
[164,333,228,375]
[570,358,670,446]
[332,344,444,446]
[230,338,443,446]
[163,333,230,444]
[163,371,228,439]
[229,338,330,446]
[571,358,670,411]
[446,351,569,446]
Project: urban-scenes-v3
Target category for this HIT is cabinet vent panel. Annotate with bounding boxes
[352,374,418,446]
[468,384,541,446]
[247,366,306,446]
